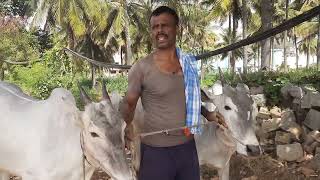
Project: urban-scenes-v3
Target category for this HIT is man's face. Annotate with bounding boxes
[150,13,178,49]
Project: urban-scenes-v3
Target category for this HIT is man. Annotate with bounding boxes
[121,6,227,180]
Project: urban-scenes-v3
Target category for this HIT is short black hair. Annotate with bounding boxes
[149,6,179,25]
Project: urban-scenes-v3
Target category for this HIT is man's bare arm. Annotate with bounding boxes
[120,92,140,125]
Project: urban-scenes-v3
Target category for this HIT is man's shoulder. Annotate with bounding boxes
[129,54,153,75]
[136,54,153,66]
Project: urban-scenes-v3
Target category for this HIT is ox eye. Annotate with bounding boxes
[90,132,100,138]
[224,105,231,110]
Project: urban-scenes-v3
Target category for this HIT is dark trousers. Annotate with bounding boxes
[138,139,200,180]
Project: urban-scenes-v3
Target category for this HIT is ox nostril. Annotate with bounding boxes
[246,145,261,156]
[224,105,231,110]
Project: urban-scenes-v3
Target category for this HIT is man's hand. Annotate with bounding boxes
[206,111,228,129]
[201,106,228,129]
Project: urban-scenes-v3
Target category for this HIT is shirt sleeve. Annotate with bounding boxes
[128,61,143,95]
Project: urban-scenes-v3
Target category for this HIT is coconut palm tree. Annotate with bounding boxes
[260,0,273,70]
[298,35,317,68]
[201,0,241,72]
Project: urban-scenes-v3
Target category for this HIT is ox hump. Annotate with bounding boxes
[48,88,76,106]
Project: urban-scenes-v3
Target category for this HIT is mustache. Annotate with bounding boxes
[156,33,168,39]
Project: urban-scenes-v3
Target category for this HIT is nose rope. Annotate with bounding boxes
[137,121,246,146]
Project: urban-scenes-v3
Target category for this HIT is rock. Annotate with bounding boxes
[281,83,294,100]
[241,176,258,180]
[304,131,317,146]
[257,108,271,120]
[302,125,311,137]
[270,106,281,118]
[304,141,320,154]
[304,109,320,130]
[297,167,316,177]
[275,131,292,144]
[301,91,320,109]
[262,118,281,132]
[293,106,308,124]
[276,143,304,161]
[281,109,296,122]
[251,94,266,107]
[316,147,320,154]
[288,86,303,99]
[309,154,320,171]
[280,120,302,140]
[309,130,320,142]
[210,177,219,180]
[250,86,264,95]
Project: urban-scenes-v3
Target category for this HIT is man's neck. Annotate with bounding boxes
[154,47,177,62]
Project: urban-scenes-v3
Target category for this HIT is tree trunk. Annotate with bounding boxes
[317,14,320,70]
[283,31,288,71]
[307,38,310,69]
[294,34,299,69]
[271,37,274,70]
[258,44,261,69]
[242,0,248,74]
[260,0,273,69]
[124,0,132,65]
[283,0,289,72]
[0,62,3,81]
[120,46,124,65]
[180,26,183,47]
[91,49,96,88]
[228,13,232,72]
[231,5,237,73]
[67,23,75,50]
[254,46,257,71]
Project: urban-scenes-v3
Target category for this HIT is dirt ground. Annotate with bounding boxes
[91,154,320,180]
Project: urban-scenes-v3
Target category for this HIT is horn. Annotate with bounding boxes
[237,68,243,82]
[102,80,111,101]
[78,83,92,105]
[218,67,225,87]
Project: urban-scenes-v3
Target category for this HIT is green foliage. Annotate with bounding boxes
[103,76,128,95]
[8,43,72,99]
[0,29,40,63]
[8,44,128,107]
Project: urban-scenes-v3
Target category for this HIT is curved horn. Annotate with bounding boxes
[218,67,225,87]
[102,80,111,101]
[78,83,92,105]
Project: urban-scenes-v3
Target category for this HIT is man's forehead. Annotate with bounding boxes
[150,13,176,25]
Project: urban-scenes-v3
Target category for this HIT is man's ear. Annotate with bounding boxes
[201,89,211,102]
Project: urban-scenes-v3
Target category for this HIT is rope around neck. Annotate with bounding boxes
[138,121,246,146]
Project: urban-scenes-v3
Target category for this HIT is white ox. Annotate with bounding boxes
[114,81,260,180]
[0,81,135,180]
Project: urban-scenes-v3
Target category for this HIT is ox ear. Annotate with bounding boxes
[102,80,111,102]
[201,89,211,102]
[78,83,92,105]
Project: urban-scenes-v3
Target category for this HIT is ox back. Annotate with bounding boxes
[0,81,89,180]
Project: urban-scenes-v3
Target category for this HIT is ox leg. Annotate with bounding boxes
[0,172,10,180]
[218,161,230,180]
